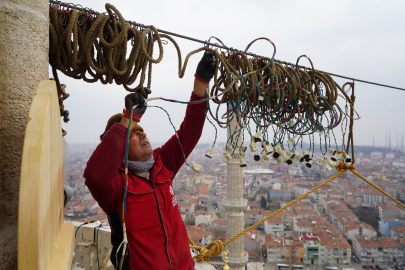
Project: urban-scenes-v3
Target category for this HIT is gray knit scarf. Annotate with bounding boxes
[121,154,155,172]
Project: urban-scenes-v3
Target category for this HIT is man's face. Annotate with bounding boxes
[128,130,153,161]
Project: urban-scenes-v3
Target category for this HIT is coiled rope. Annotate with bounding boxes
[48,3,354,115]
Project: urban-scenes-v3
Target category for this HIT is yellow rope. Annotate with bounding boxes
[189,163,351,262]
[350,169,405,209]
[103,255,110,270]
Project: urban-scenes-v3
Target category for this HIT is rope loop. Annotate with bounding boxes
[188,237,223,263]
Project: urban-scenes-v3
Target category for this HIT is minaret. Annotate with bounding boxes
[397,134,399,150]
[222,111,248,270]
[388,129,391,149]
[373,136,375,148]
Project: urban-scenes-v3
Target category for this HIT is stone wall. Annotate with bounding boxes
[0,0,49,268]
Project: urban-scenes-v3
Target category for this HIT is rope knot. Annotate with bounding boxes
[335,161,355,172]
[189,238,224,263]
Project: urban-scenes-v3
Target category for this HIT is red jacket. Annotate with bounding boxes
[84,92,207,270]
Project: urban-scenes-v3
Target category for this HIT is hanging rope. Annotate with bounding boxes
[48,3,353,114]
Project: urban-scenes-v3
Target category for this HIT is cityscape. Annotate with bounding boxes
[64,142,405,269]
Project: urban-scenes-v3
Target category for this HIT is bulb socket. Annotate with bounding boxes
[254,155,261,161]
[223,153,232,163]
[191,164,202,173]
[205,149,214,158]
[327,148,337,155]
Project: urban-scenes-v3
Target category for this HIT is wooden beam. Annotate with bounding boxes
[18,80,74,270]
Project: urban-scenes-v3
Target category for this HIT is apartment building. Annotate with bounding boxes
[390,225,405,239]
[195,213,212,227]
[278,210,296,230]
[284,238,304,264]
[178,202,195,219]
[300,232,325,265]
[294,217,351,265]
[378,238,404,264]
[265,234,284,263]
[379,204,402,221]
[332,211,376,240]
[265,216,284,235]
[362,189,387,204]
[245,229,260,251]
[353,236,404,264]
[245,209,273,226]
[379,219,405,237]
[296,208,319,219]
[211,220,226,230]
[269,189,286,200]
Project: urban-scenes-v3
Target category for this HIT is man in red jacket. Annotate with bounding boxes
[84,51,215,270]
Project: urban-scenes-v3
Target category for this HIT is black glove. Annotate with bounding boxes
[195,51,216,83]
[124,87,152,115]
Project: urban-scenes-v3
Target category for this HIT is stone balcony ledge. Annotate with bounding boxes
[221,250,249,264]
[222,198,248,208]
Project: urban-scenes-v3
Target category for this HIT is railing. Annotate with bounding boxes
[221,251,249,264]
[72,221,113,270]
[222,198,248,207]
[73,222,216,270]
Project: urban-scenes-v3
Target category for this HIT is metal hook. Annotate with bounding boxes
[61,3,70,25]
[78,11,90,25]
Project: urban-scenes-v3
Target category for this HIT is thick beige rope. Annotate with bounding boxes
[49,3,348,114]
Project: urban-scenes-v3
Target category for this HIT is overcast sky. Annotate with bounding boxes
[58,0,405,150]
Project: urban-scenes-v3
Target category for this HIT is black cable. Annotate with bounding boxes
[49,0,405,91]
[75,220,96,238]
[95,223,103,270]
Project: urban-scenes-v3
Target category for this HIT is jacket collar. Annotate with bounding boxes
[150,152,174,183]
[119,152,173,184]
